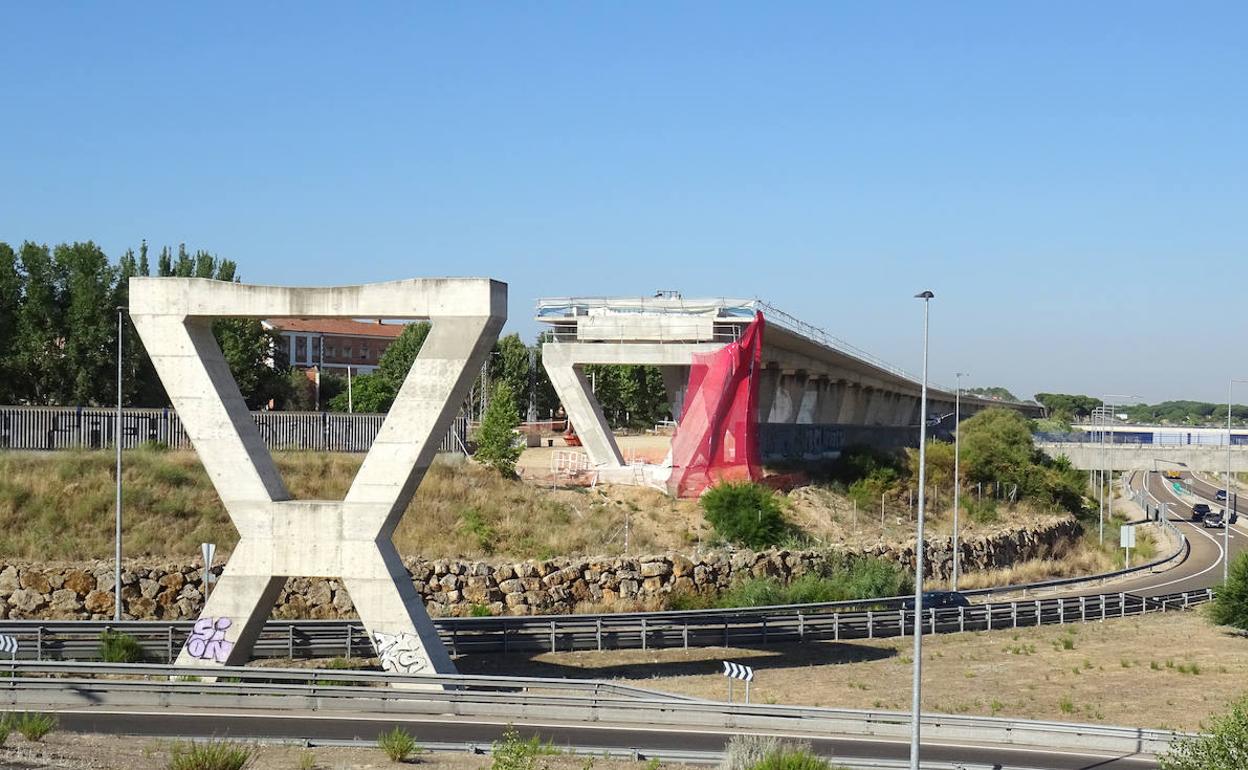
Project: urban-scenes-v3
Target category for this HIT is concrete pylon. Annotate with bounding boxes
[130,277,505,676]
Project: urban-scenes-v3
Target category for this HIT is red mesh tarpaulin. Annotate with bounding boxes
[667,312,764,498]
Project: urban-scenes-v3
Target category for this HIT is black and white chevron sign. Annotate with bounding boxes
[722,661,753,682]
[0,634,16,656]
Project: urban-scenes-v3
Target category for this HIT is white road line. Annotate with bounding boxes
[1144,475,1225,591]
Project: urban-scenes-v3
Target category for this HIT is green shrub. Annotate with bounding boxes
[10,712,57,741]
[167,738,255,770]
[751,748,835,770]
[491,726,559,770]
[459,506,498,554]
[475,384,523,476]
[0,720,8,748]
[1160,694,1248,769]
[469,603,494,617]
[377,727,422,762]
[1209,552,1248,631]
[99,630,146,663]
[701,481,788,549]
[964,496,999,524]
[714,557,911,608]
[720,736,842,770]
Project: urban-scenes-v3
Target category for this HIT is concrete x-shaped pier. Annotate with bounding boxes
[130,277,505,674]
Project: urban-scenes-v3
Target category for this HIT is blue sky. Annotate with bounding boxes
[2,3,1245,403]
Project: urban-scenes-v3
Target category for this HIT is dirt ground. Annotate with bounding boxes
[0,734,694,770]
[456,610,1246,732]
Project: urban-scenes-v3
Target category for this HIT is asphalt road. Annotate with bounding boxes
[51,708,1162,770]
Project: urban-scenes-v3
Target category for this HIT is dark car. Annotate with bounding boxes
[1204,511,1226,528]
[1192,503,1212,521]
[1216,489,1228,502]
[902,591,971,611]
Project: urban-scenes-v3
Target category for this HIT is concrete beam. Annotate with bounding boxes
[1038,443,1248,472]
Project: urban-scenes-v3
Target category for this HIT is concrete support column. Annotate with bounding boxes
[542,347,625,469]
[816,380,845,424]
[838,383,862,423]
[661,365,691,423]
[863,388,883,425]
[767,371,802,423]
[757,365,782,424]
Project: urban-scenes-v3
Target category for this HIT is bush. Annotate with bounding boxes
[377,727,422,762]
[701,481,788,549]
[715,557,912,608]
[1209,552,1248,631]
[167,739,255,770]
[9,711,57,741]
[475,384,523,477]
[99,630,146,663]
[721,736,841,770]
[491,726,559,770]
[0,720,8,748]
[1160,694,1248,769]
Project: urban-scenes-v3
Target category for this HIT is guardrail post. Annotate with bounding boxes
[958,606,964,634]
[597,618,604,652]
[1183,594,1190,610]
[1100,595,1106,622]
[1034,599,1041,626]
[1059,599,1065,625]
[898,609,905,637]
[833,613,839,641]
[724,620,729,647]
[36,627,42,661]
[761,617,767,645]
[929,608,935,635]
[502,623,508,654]
[798,612,805,641]
[1080,596,1086,622]
[986,605,992,631]
[682,624,688,650]
[167,627,174,663]
[451,625,459,657]
[1120,592,1126,619]
[641,618,648,651]
[867,611,873,639]
[549,620,557,653]
[346,625,353,658]
[1011,602,1017,629]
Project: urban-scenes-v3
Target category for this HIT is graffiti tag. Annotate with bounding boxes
[371,631,431,674]
[186,617,234,663]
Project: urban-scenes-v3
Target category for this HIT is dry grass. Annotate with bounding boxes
[458,611,1248,732]
[0,448,709,561]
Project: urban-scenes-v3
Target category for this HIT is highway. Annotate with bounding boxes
[49,709,1162,769]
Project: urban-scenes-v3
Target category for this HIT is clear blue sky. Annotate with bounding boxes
[2,3,1245,403]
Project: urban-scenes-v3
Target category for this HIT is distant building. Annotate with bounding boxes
[264,318,408,375]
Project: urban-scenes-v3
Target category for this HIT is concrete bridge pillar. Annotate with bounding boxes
[817,379,845,424]
[661,365,691,422]
[838,383,863,423]
[863,388,883,425]
[795,373,819,425]
[767,370,804,423]
[758,365,782,423]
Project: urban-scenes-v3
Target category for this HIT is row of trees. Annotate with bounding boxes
[0,239,675,426]
[1035,392,1248,428]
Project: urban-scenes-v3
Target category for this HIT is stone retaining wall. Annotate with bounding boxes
[0,516,1081,621]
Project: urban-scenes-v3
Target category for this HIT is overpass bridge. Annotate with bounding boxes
[537,296,1041,483]
[1039,442,1248,472]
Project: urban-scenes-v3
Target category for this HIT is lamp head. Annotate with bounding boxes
[915,291,935,300]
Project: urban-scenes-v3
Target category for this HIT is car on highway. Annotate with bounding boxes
[1204,511,1226,528]
[1164,470,1183,480]
[1216,489,1228,502]
[901,591,970,611]
[1192,503,1212,522]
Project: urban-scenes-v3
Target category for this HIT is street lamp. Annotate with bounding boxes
[1099,394,1141,546]
[952,372,967,590]
[114,306,126,622]
[910,290,934,770]
[1226,380,1248,583]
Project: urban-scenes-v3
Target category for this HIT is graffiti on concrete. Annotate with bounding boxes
[185,617,234,663]
[372,631,431,674]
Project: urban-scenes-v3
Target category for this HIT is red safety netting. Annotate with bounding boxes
[667,312,764,498]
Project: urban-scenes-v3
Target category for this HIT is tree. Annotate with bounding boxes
[905,439,955,491]
[474,383,522,476]
[375,322,431,392]
[1209,551,1248,631]
[493,333,532,421]
[0,243,21,402]
[327,372,394,413]
[701,481,789,549]
[12,242,67,404]
[583,364,669,428]
[1160,694,1248,769]
[964,386,1017,401]
[1034,393,1102,421]
[958,408,1036,490]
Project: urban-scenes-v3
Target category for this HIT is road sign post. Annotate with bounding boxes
[1120,525,1136,568]
[722,661,755,704]
[201,542,217,599]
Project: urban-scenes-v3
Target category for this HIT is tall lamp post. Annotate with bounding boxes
[909,290,934,770]
[1226,380,1248,583]
[952,372,966,590]
[114,306,126,622]
[1099,393,1141,546]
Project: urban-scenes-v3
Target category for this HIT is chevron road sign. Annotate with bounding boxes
[722,660,754,703]
[0,634,17,658]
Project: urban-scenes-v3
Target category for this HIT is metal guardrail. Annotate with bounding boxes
[0,660,1190,757]
[0,588,1213,663]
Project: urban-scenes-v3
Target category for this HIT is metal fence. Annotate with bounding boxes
[0,405,466,454]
